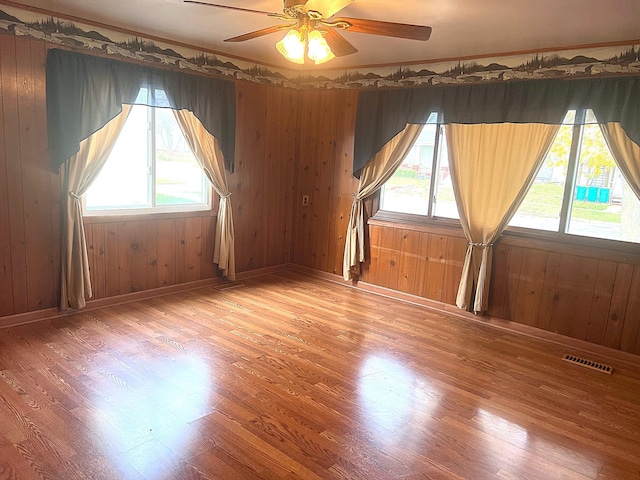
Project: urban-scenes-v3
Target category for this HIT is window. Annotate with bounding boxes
[84,88,210,215]
[380,113,459,220]
[510,109,640,244]
[380,110,640,245]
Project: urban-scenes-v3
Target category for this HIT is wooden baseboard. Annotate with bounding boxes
[83,277,227,309]
[0,307,62,330]
[0,265,295,330]
[0,276,228,329]
[4,262,639,367]
[291,264,640,368]
[236,263,294,281]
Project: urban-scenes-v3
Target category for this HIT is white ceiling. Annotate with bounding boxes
[6,0,640,70]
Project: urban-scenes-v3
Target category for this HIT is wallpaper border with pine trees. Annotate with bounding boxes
[1,5,639,89]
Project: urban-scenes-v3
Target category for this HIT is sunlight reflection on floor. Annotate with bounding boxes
[357,355,440,441]
[90,354,213,477]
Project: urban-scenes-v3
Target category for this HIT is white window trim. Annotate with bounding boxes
[82,185,213,217]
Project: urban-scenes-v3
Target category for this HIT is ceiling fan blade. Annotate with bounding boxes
[224,25,292,42]
[303,0,353,18]
[183,1,274,15]
[323,28,358,57]
[335,17,432,41]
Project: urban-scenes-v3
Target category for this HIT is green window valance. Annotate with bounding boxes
[353,76,640,177]
[46,48,237,172]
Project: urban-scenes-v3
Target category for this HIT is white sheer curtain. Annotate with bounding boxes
[61,105,133,309]
[343,124,423,281]
[172,109,236,280]
[446,122,560,312]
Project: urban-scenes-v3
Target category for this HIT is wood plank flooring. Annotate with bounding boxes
[0,270,639,479]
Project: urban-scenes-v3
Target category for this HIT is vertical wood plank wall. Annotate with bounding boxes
[292,90,640,355]
[0,35,297,316]
[232,82,297,272]
[0,35,58,314]
[83,214,219,299]
[1,33,639,355]
[291,89,359,275]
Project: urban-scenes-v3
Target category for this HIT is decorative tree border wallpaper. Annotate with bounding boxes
[1,4,639,89]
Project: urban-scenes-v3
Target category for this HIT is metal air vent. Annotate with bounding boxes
[562,353,613,374]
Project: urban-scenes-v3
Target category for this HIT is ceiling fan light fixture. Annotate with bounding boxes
[188,1,432,66]
[276,28,305,64]
[307,29,335,64]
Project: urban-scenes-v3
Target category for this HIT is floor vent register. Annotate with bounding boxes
[562,353,613,375]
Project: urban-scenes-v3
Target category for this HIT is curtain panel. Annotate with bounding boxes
[173,110,237,280]
[343,124,424,281]
[598,122,640,201]
[46,48,236,173]
[60,106,133,310]
[353,76,640,177]
[446,123,560,312]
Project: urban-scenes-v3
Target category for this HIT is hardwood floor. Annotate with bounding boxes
[0,271,639,479]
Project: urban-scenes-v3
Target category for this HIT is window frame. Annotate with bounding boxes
[378,115,459,221]
[83,102,212,217]
[374,110,640,253]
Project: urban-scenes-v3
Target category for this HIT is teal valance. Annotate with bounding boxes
[46,48,237,172]
[354,76,640,177]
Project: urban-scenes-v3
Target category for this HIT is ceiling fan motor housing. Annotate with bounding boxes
[284,0,308,8]
[283,0,308,16]
[185,0,431,62]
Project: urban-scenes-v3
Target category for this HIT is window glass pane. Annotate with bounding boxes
[85,89,209,215]
[509,113,576,231]
[154,87,169,105]
[135,86,148,103]
[584,108,598,124]
[433,128,459,219]
[567,122,640,243]
[85,104,149,210]
[154,108,207,206]
[380,124,436,216]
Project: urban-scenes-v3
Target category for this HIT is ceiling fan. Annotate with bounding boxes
[183,0,432,65]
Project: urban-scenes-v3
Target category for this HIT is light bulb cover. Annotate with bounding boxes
[276,29,305,64]
[307,29,335,64]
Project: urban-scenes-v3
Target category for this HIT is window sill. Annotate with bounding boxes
[369,210,640,264]
[369,210,465,238]
[83,208,216,224]
[500,226,640,264]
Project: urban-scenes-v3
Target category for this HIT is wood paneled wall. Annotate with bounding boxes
[488,239,640,354]
[291,89,359,274]
[360,224,468,306]
[232,82,297,272]
[0,34,297,318]
[1,32,639,355]
[0,35,59,316]
[292,88,640,355]
[84,214,218,299]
